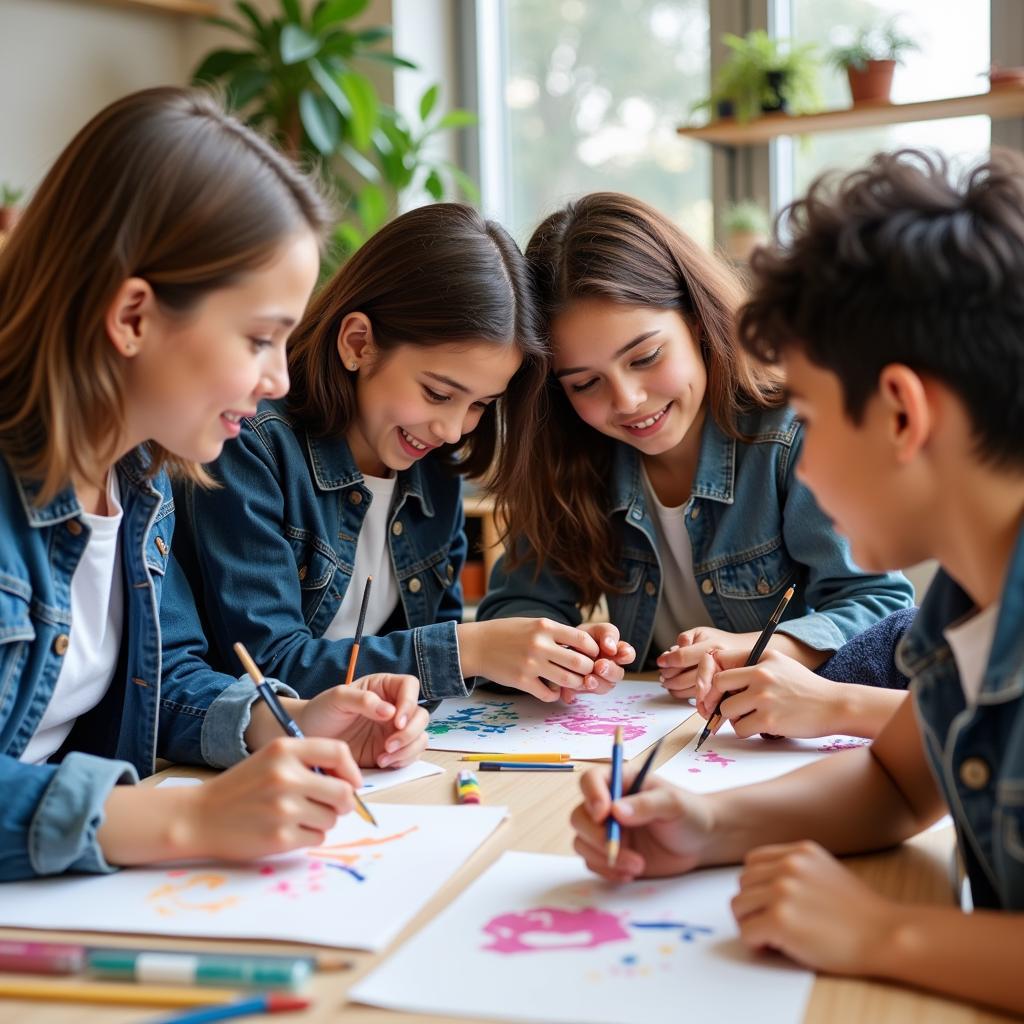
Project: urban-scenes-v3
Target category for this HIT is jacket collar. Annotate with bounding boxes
[608,414,737,513]
[305,432,435,518]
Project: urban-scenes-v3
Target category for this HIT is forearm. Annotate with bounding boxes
[769,632,829,669]
[831,685,907,738]
[700,749,936,865]
[243,696,305,751]
[97,787,199,866]
[867,906,1024,1015]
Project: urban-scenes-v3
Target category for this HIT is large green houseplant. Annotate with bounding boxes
[193,0,477,266]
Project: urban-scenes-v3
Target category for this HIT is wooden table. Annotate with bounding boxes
[0,688,1013,1024]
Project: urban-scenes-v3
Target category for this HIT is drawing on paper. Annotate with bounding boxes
[544,708,646,741]
[817,737,869,753]
[685,749,737,773]
[427,703,519,736]
[147,872,241,917]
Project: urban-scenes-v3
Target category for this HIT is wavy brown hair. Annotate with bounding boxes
[0,87,330,504]
[287,202,547,483]
[510,192,782,610]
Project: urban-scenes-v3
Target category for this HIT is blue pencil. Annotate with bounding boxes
[606,725,624,866]
[146,993,309,1024]
[477,761,575,771]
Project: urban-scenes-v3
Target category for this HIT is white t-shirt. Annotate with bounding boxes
[943,601,1001,706]
[641,465,714,655]
[21,473,124,765]
[323,474,401,641]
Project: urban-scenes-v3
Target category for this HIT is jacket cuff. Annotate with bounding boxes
[413,621,469,700]
[201,675,300,769]
[28,752,138,876]
[775,613,846,654]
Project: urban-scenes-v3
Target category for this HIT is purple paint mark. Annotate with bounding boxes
[687,767,701,773]
[817,737,869,753]
[325,862,365,882]
[482,907,630,954]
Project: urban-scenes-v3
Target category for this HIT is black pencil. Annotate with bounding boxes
[343,575,373,686]
[693,585,796,752]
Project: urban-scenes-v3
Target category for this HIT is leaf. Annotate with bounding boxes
[280,0,303,25]
[362,52,418,70]
[202,15,255,42]
[424,169,444,201]
[340,142,382,183]
[442,162,481,203]
[419,84,439,122]
[227,67,270,109]
[308,58,352,117]
[340,71,378,150]
[434,109,477,130]
[299,90,341,154]
[192,48,254,83]
[280,24,320,64]
[356,183,389,233]
[313,0,371,32]
[353,26,392,45]
[234,1,267,39]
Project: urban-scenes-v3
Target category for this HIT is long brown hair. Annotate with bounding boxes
[287,202,547,482]
[510,192,781,610]
[0,87,330,503]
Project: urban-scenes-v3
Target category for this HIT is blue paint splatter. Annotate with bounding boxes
[621,954,637,965]
[630,921,714,943]
[427,702,519,736]
[325,863,365,882]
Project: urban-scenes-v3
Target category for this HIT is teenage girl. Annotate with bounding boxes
[172,203,617,706]
[0,88,425,882]
[477,192,914,735]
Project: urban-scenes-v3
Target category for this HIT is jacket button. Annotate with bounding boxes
[66,520,83,536]
[701,579,714,595]
[53,634,70,656]
[349,491,363,505]
[155,536,168,556]
[689,505,700,520]
[631,508,643,521]
[756,578,770,595]
[446,564,455,582]
[408,577,422,593]
[644,580,656,596]
[392,521,404,536]
[297,565,308,581]
[959,757,990,790]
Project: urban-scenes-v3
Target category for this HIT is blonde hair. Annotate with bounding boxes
[0,87,330,503]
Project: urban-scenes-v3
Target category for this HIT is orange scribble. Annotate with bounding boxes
[146,873,240,915]
[305,826,419,866]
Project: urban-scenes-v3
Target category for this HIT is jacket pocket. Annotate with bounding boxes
[0,579,35,721]
[709,539,794,632]
[284,527,338,623]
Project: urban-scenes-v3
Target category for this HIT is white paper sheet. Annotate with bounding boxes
[0,804,506,951]
[426,685,692,760]
[656,722,871,793]
[351,850,814,1024]
[156,759,445,796]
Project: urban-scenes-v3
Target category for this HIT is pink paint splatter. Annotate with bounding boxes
[697,750,735,768]
[482,907,630,954]
[818,737,869,753]
[687,767,701,773]
[258,865,275,876]
[544,709,645,741]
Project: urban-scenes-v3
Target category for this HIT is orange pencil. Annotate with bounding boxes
[460,753,571,763]
[343,576,373,685]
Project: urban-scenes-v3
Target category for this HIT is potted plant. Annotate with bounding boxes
[828,22,919,105]
[692,31,821,124]
[0,184,23,233]
[193,0,477,270]
[721,200,770,262]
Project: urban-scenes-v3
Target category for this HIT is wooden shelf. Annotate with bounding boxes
[677,87,1024,146]
[84,0,217,16]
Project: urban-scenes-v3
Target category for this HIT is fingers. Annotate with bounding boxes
[613,641,636,665]
[376,705,430,767]
[585,622,621,657]
[327,684,395,722]
[512,676,563,702]
[548,620,601,659]
[383,673,421,730]
[289,736,364,791]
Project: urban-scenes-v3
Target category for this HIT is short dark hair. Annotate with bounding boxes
[738,148,1024,469]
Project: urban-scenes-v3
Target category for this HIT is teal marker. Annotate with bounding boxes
[86,950,311,990]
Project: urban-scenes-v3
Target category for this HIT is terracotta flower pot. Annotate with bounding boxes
[460,561,486,603]
[846,59,896,105]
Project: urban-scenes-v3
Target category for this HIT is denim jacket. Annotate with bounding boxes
[170,399,468,702]
[898,520,1024,910]
[0,451,295,881]
[478,406,914,667]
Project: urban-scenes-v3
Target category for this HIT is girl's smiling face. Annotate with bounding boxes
[339,319,523,476]
[552,298,708,459]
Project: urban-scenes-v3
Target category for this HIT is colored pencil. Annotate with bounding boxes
[0,978,244,1008]
[627,738,664,797]
[343,575,373,685]
[477,762,575,772]
[146,993,310,1024]
[606,726,624,866]
[694,585,796,752]
[455,769,481,803]
[460,753,570,762]
[234,642,378,827]
[86,949,311,990]
[0,941,85,976]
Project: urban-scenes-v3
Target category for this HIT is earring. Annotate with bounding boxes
[349,362,358,371]
[124,343,136,354]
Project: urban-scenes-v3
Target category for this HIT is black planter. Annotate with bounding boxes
[762,70,789,113]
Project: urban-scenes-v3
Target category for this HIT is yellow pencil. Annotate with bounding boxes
[460,753,571,763]
[0,978,242,1007]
